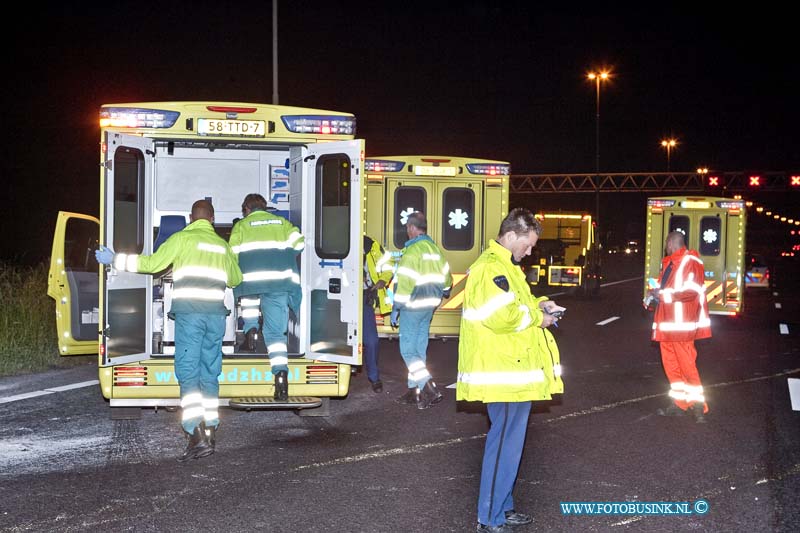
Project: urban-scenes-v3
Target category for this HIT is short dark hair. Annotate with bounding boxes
[242,193,268,213]
[406,211,427,231]
[498,207,541,238]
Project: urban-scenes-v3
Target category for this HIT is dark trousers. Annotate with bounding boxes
[478,401,532,526]
[362,300,380,383]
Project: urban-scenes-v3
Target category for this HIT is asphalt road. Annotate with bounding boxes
[1,254,798,532]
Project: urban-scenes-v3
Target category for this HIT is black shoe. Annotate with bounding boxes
[274,370,289,401]
[477,523,514,533]
[504,510,533,526]
[177,425,211,462]
[237,327,258,352]
[371,380,383,393]
[204,423,217,451]
[691,403,707,424]
[656,404,687,417]
[417,380,443,410]
[396,387,419,405]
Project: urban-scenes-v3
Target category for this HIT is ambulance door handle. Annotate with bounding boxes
[304,154,316,162]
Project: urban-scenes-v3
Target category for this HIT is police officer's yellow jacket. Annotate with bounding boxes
[364,235,394,315]
[457,240,563,402]
[113,219,242,315]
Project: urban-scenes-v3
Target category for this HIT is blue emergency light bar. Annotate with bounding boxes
[465,163,510,176]
[281,115,356,135]
[364,159,406,172]
[99,107,180,129]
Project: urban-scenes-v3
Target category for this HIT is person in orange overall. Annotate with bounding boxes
[647,230,711,423]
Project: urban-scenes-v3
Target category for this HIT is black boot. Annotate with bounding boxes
[274,370,289,401]
[691,403,707,424]
[204,423,217,452]
[656,404,687,417]
[396,387,419,405]
[237,327,259,352]
[177,425,211,462]
[417,380,443,410]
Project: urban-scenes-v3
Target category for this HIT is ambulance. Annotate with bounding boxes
[643,196,747,315]
[47,101,364,418]
[522,211,601,295]
[363,155,510,337]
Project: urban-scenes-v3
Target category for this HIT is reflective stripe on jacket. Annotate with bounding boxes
[364,237,394,315]
[114,219,242,315]
[652,247,712,342]
[393,235,452,311]
[457,240,561,403]
[229,209,304,310]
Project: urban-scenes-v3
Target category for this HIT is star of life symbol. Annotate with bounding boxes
[400,207,416,225]
[703,228,718,244]
[448,208,469,229]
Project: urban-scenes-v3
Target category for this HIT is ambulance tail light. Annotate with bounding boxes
[281,115,356,135]
[364,159,405,172]
[99,107,180,129]
[113,366,148,387]
[465,163,511,176]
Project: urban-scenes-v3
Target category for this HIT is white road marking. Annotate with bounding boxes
[446,382,457,389]
[596,316,620,326]
[780,324,789,335]
[0,380,98,404]
[775,302,782,309]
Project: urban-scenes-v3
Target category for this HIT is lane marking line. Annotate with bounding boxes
[780,324,789,335]
[0,380,98,405]
[775,303,782,309]
[596,316,620,326]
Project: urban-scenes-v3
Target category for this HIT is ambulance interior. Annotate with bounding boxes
[126,145,302,358]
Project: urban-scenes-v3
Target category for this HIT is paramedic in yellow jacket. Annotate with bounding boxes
[458,207,564,532]
[363,234,394,393]
[229,193,304,401]
[391,212,452,409]
[96,200,242,462]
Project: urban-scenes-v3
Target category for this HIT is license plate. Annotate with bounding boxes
[197,118,266,137]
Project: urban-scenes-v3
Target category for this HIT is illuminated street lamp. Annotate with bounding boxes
[587,70,610,175]
[661,138,677,171]
[587,69,610,237]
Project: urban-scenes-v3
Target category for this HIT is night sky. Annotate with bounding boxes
[3,2,798,263]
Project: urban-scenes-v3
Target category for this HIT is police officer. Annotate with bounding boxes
[96,199,242,462]
[363,234,394,392]
[229,193,304,401]
[457,207,564,532]
[390,212,452,409]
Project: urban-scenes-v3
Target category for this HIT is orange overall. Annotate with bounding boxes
[652,247,711,413]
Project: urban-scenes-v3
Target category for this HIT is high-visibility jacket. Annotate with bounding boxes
[113,219,242,315]
[392,234,452,312]
[229,209,304,312]
[457,240,562,403]
[364,235,394,315]
[652,246,712,342]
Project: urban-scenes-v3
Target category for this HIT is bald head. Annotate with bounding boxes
[666,230,685,255]
[191,200,215,223]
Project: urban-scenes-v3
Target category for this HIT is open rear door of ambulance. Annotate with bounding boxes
[290,140,364,365]
[48,211,100,355]
[101,132,155,366]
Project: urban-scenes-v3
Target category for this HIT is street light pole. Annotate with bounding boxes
[661,138,677,172]
[587,70,609,242]
[272,0,279,105]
